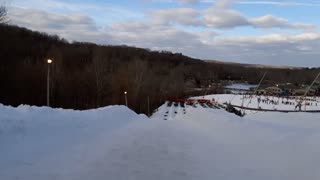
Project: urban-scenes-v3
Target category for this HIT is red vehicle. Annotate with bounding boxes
[197,99,211,103]
[167,98,186,103]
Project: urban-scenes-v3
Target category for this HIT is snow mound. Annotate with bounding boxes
[0,104,141,135]
[0,104,148,180]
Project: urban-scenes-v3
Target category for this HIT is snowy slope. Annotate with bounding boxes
[1,103,320,180]
[0,104,148,180]
[153,105,320,180]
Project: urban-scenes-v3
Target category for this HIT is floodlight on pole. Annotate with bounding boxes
[124,91,128,107]
[47,59,53,107]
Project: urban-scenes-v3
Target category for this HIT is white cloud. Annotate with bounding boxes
[177,0,199,5]
[249,15,316,31]
[204,9,249,28]
[144,0,200,5]
[219,33,320,44]
[7,7,113,44]
[249,15,288,28]
[214,0,237,9]
[151,8,203,26]
[239,1,320,7]
[294,33,320,41]
[204,0,316,30]
[202,0,250,29]
[9,7,97,32]
[110,21,203,49]
[148,0,316,30]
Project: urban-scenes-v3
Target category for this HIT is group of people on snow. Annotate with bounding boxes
[241,95,320,111]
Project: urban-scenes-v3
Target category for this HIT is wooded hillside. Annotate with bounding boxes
[1,24,319,114]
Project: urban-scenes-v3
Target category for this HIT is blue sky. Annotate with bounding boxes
[5,0,320,67]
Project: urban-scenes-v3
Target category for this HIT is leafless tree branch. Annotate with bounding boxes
[0,5,8,24]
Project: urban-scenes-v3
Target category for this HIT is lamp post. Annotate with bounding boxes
[47,59,53,107]
[124,91,128,107]
[206,84,211,96]
[147,96,150,116]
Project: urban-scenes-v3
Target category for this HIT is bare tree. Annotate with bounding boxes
[92,47,114,107]
[0,5,8,23]
[128,58,148,100]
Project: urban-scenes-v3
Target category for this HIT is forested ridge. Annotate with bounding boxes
[1,24,319,114]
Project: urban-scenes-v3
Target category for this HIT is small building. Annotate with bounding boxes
[293,88,317,96]
[224,83,257,95]
[256,89,267,95]
[278,83,296,95]
[265,86,283,95]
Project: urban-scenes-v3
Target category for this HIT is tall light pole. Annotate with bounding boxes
[206,84,211,96]
[47,59,53,107]
[124,91,128,107]
[147,96,150,116]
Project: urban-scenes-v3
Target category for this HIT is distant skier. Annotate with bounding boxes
[295,101,302,111]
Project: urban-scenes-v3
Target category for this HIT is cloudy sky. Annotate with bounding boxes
[4,0,320,67]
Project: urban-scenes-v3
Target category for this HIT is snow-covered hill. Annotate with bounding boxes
[0,104,148,180]
[1,103,320,180]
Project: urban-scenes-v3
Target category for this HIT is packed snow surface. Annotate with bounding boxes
[196,94,320,111]
[1,102,320,180]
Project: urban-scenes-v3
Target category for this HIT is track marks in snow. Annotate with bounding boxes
[157,102,187,121]
[153,101,219,121]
